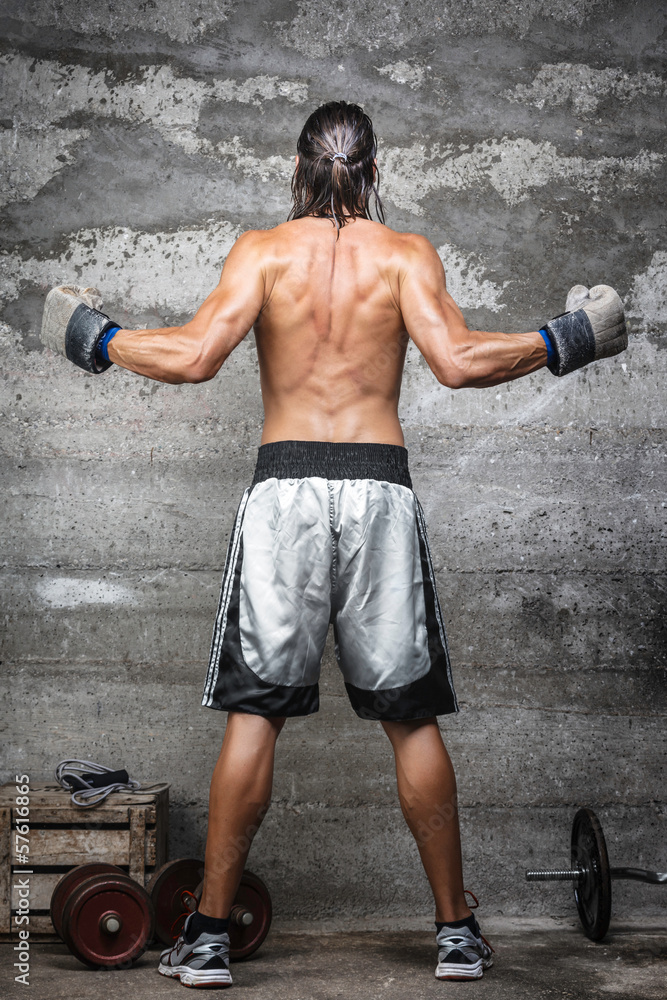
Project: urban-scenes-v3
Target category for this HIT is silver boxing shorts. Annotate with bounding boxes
[201,440,459,721]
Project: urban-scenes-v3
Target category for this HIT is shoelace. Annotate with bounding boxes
[462,888,495,954]
[170,890,199,940]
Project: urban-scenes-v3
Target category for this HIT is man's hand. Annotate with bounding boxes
[40,285,117,374]
[541,284,627,377]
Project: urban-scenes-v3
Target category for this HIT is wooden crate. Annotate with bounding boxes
[0,780,169,939]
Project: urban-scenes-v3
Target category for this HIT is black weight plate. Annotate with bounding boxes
[229,870,272,960]
[50,863,124,941]
[61,873,154,969]
[571,807,612,941]
[146,857,205,947]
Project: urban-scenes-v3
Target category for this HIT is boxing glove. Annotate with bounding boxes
[40,285,119,374]
[541,284,627,377]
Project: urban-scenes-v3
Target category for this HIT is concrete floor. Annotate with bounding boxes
[2,918,666,1000]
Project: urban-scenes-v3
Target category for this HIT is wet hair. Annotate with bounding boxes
[288,101,385,232]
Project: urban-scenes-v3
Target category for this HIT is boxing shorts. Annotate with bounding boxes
[202,440,459,721]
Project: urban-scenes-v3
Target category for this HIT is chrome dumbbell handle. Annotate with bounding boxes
[526,866,667,883]
[526,869,586,881]
[231,903,254,926]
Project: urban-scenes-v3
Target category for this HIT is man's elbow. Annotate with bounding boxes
[435,356,470,390]
[186,363,217,384]
[183,351,224,384]
[434,334,481,388]
[437,370,466,390]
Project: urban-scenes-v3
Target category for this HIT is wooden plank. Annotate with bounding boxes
[128,808,146,883]
[0,782,169,809]
[25,806,156,825]
[12,828,129,865]
[0,809,10,934]
[1,913,55,937]
[10,828,157,866]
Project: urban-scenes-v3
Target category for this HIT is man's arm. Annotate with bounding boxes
[398,235,546,389]
[106,230,267,384]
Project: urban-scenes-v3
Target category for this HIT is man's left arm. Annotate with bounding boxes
[40,230,267,384]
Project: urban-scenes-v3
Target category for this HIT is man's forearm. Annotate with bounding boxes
[445,329,547,389]
[107,323,217,384]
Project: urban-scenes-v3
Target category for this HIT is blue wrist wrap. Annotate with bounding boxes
[539,328,556,368]
[96,325,120,363]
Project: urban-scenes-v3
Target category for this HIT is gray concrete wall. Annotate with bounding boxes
[1,0,665,923]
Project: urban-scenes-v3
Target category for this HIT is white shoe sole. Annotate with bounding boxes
[158,962,233,988]
[435,956,492,980]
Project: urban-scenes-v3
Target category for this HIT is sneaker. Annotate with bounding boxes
[158,912,233,988]
[435,916,494,981]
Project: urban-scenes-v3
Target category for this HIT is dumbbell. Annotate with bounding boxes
[52,860,273,968]
[50,863,154,968]
[146,858,272,960]
[525,807,667,941]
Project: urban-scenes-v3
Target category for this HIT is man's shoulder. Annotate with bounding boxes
[229,221,304,256]
[391,230,437,255]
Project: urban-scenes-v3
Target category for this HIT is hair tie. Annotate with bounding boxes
[330,152,348,163]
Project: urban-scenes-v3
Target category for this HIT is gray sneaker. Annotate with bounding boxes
[435,918,494,980]
[158,912,233,988]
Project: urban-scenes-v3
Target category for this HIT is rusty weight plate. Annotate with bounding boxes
[229,870,272,960]
[50,863,124,940]
[61,872,154,968]
[146,857,205,947]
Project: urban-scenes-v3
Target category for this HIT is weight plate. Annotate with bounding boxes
[61,872,155,969]
[571,807,612,941]
[146,857,205,947]
[50,863,124,941]
[229,870,272,960]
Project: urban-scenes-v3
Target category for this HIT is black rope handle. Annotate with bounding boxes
[55,758,141,808]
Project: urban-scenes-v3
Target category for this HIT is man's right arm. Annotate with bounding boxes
[397,235,547,389]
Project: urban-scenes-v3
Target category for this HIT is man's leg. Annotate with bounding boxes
[198,711,286,918]
[381,717,472,923]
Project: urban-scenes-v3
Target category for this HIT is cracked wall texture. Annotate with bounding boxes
[0,0,665,923]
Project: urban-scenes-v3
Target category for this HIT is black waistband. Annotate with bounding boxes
[251,440,412,488]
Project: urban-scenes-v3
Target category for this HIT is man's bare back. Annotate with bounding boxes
[252,216,411,447]
[106,215,548,437]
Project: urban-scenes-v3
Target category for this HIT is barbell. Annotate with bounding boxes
[525,807,666,941]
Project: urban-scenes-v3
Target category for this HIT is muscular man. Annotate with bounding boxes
[41,101,626,986]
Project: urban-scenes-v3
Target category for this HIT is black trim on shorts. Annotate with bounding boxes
[251,439,412,489]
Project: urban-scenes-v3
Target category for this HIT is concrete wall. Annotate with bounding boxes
[1,0,665,923]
